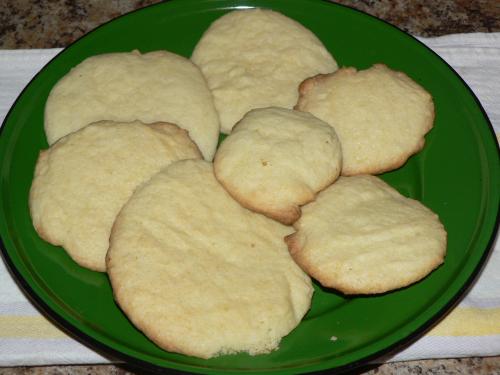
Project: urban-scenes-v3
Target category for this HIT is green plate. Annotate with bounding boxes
[1,0,498,373]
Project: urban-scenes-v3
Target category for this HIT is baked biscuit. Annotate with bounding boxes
[29,120,201,272]
[286,175,447,294]
[191,8,337,133]
[44,50,220,160]
[107,159,313,359]
[214,107,342,225]
[295,64,435,175]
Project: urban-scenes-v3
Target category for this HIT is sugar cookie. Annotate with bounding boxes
[107,160,313,358]
[30,120,201,271]
[192,9,337,133]
[45,50,219,160]
[296,64,434,175]
[214,107,342,224]
[286,175,447,294]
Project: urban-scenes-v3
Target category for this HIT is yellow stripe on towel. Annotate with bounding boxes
[0,316,66,338]
[428,307,500,336]
[2,308,499,340]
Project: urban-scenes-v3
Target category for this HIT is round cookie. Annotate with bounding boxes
[214,107,342,225]
[191,8,338,133]
[29,120,201,272]
[107,160,313,359]
[285,175,447,294]
[295,64,435,176]
[44,50,220,160]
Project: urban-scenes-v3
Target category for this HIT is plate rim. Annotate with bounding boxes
[0,0,499,373]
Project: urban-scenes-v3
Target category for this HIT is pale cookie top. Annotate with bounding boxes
[191,8,338,133]
[107,160,313,359]
[44,50,220,160]
[286,175,447,295]
[214,107,342,225]
[29,120,201,272]
[296,64,435,176]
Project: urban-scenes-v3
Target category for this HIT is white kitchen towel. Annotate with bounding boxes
[0,33,499,366]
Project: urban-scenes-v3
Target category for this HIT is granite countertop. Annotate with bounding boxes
[0,0,499,374]
[1,0,499,48]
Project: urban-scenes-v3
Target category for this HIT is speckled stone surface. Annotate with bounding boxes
[0,0,499,48]
[0,0,499,374]
[1,357,500,375]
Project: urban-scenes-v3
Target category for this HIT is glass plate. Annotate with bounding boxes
[1,0,498,373]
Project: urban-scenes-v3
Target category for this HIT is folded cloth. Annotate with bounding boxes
[0,33,499,366]
[387,32,500,361]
